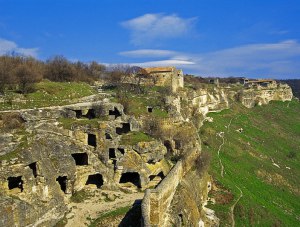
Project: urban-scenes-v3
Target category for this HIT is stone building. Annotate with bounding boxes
[141,67,184,92]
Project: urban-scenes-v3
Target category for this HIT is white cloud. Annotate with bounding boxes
[121,13,197,45]
[120,40,300,79]
[0,38,38,57]
[131,59,195,68]
[120,49,177,58]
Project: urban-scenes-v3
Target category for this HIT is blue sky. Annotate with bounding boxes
[0,0,300,78]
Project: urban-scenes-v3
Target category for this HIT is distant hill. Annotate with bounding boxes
[280,79,300,98]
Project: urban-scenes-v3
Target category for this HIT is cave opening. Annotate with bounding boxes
[71,153,88,165]
[164,140,173,153]
[157,171,165,179]
[84,109,96,119]
[178,213,184,225]
[7,176,23,192]
[147,159,156,164]
[56,176,67,193]
[116,123,131,135]
[149,171,165,181]
[119,172,141,188]
[86,174,103,188]
[147,106,153,113]
[118,148,125,155]
[75,110,82,118]
[29,162,37,178]
[174,139,181,149]
[109,107,121,119]
[113,160,117,170]
[105,133,112,140]
[149,175,156,181]
[88,134,97,147]
[109,148,116,159]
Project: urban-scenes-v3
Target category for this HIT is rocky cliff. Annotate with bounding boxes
[238,83,293,108]
[0,81,293,226]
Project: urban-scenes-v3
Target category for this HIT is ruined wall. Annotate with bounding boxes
[141,161,183,227]
[147,70,183,92]
[142,140,201,227]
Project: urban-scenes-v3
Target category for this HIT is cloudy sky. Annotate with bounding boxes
[1,0,300,78]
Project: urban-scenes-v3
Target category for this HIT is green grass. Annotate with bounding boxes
[201,100,300,226]
[152,108,168,118]
[58,118,101,130]
[120,131,153,145]
[112,89,168,118]
[88,206,131,227]
[0,81,96,110]
[70,190,92,203]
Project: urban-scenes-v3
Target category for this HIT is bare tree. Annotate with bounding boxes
[106,64,132,86]
[13,64,39,94]
[45,56,75,82]
[89,61,106,80]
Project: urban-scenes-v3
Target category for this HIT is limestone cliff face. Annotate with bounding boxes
[142,87,233,226]
[148,83,294,226]
[0,82,294,226]
[0,101,170,226]
[239,83,293,108]
[165,87,232,129]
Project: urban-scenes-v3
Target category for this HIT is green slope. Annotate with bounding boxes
[0,81,96,110]
[201,100,300,226]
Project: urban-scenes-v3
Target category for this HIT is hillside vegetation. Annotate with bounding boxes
[201,100,300,226]
[0,80,96,110]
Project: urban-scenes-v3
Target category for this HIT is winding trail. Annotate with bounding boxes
[217,133,225,178]
[227,117,234,132]
[230,186,243,227]
[217,117,234,177]
[216,117,243,226]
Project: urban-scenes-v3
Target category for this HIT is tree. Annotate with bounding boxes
[45,56,75,82]
[106,64,131,86]
[129,66,150,94]
[89,61,106,80]
[13,64,38,94]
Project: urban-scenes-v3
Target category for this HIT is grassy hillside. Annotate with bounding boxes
[0,81,96,110]
[201,100,300,226]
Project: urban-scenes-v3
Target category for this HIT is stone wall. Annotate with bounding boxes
[141,161,183,227]
[141,142,200,227]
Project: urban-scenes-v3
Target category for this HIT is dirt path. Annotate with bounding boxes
[220,117,243,227]
[230,186,243,227]
[217,117,235,177]
[65,190,144,227]
[217,133,225,178]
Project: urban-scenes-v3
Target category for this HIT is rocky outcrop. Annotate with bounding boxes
[238,83,293,108]
[0,81,294,226]
[141,82,294,226]
[0,101,170,226]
